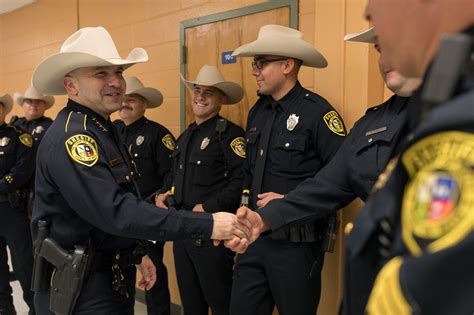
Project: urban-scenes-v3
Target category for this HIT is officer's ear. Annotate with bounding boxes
[64,75,79,96]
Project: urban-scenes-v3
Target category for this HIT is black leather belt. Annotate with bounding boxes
[90,249,140,272]
[0,194,9,203]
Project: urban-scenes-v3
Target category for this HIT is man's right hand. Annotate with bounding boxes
[155,191,171,209]
[211,212,253,243]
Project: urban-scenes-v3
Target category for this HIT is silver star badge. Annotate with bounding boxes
[136,135,145,146]
[200,137,210,150]
[287,114,299,131]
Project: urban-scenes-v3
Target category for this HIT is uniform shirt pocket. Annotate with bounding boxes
[355,127,397,180]
[109,157,134,191]
[272,133,309,173]
[189,155,224,187]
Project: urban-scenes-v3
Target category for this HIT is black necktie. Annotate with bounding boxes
[173,126,197,205]
[251,102,278,208]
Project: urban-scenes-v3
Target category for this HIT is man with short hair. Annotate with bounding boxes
[30,26,252,314]
[229,25,346,315]
[156,65,245,315]
[12,86,54,143]
[0,93,35,315]
[114,76,173,315]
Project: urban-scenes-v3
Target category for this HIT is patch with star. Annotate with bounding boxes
[19,133,33,147]
[162,134,176,151]
[401,131,474,256]
[323,111,346,136]
[65,134,99,167]
[230,137,246,158]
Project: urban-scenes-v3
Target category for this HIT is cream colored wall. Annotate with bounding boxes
[0,0,387,314]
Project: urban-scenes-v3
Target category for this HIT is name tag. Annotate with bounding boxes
[365,126,387,136]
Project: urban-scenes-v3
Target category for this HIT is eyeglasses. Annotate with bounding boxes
[251,58,288,70]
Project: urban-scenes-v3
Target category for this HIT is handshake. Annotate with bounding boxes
[211,206,270,253]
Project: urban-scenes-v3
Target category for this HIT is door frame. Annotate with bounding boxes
[179,0,298,131]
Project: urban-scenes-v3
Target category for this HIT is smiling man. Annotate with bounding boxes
[114,76,174,315]
[156,65,245,315]
[30,27,253,315]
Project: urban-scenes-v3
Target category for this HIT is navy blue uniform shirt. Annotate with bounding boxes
[12,116,53,143]
[164,115,245,212]
[259,95,410,229]
[245,81,345,206]
[32,100,212,250]
[114,117,175,199]
[0,124,34,193]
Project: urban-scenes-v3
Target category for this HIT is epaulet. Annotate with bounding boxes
[302,90,325,103]
[365,105,381,114]
[8,115,18,124]
[63,110,88,133]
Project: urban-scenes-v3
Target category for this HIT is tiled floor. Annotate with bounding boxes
[11,280,148,315]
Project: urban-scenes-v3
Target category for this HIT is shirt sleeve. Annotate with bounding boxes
[46,131,213,241]
[203,125,245,213]
[0,132,35,192]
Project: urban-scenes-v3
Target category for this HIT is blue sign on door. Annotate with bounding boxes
[222,51,236,64]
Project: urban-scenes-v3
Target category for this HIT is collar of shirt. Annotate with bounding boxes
[189,114,221,133]
[126,116,147,134]
[66,99,112,130]
[264,81,303,114]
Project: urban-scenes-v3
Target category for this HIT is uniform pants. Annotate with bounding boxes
[0,201,34,312]
[34,267,136,315]
[230,237,325,315]
[145,242,170,315]
[173,240,234,315]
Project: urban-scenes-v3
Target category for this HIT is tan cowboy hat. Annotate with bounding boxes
[124,76,163,108]
[14,85,55,109]
[232,24,327,68]
[181,65,243,104]
[32,26,148,95]
[0,94,13,114]
[344,27,376,44]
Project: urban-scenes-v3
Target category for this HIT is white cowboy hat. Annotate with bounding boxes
[0,94,13,114]
[232,24,327,68]
[14,85,55,109]
[181,65,243,104]
[32,26,148,95]
[124,76,163,108]
[344,27,376,44]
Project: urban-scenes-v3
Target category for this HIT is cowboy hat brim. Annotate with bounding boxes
[0,94,13,114]
[232,38,328,68]
[127,87,163,108]
[344,27,376,44]
[32,48,148,95]
[14,92,55,109]
[181,75,244,105]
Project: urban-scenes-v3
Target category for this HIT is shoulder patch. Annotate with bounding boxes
[230,137,246,158]
[19,133,33,147]
[65,134,99,167]
[401,131,474,256]
[323,111,346,136]
[162,134,176,151]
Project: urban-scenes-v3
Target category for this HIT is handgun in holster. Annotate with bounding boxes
[39,237,91,315]
[321,213,340,253]
[31,220,53,292]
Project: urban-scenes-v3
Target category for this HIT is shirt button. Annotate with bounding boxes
[305,93,309,97]
[125,175,130,181]
[368,138,373,143]
[344,222,354,235]
[260,149,264,156]
[179,164,183,169]
[285,142,290,148]
[134,153,138,157]
[197,160,201,165]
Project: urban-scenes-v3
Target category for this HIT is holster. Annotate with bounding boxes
[31,220,52,292]
[39,238,91,315]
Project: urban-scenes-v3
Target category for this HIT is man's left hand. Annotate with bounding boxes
[137,255,157,290]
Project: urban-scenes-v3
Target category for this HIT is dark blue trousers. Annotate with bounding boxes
[145,242,170,315]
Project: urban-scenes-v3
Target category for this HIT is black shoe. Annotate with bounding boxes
[0,305,16,315]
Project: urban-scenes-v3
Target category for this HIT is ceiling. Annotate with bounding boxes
[0,0,35,16]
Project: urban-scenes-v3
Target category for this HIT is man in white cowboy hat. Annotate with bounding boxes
[0,93,35,315]
[29,27,253,315]
[228,24,346,315]
[12,85,55,143]
[155,64,245,315]
[114,76,174,315]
